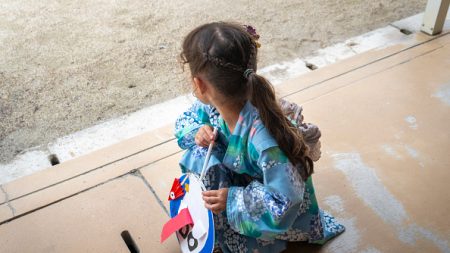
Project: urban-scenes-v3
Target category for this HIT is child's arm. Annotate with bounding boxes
[226,147,305,240]
[174,100,218,149]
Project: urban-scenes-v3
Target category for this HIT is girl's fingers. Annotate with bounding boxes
[195,136,201,146]
[204,202,214,210]
[203,127,215,140]
[195,133,209,147]
[204,190,227,213]
[199,125,214,141]
[195,125,217,148]
[201,132,211,144]
[202,195,220,204]
[204,202,225,213]
[202,190,218,197]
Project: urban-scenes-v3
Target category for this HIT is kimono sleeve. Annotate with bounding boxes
[174,100,218,149]
[226,147,305,240]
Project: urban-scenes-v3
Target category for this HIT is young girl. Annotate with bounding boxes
[175,22,344,252]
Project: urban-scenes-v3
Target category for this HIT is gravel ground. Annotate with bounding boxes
[0,0,426,163]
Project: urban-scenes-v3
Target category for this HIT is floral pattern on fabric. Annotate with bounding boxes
[175,101,221,149]
[224,227,249,253]
[192,146,208,159]
[298,185,312,215]
[175,100,345,253]
[260,160,282,171]
[322,210,346,236]
[243,182,267,221]
[309,213,324,242]
[233,154,243,170]
[263,190,292,222]
[230,186,247,214]
[276,229,310,241]
[284,164,305,195]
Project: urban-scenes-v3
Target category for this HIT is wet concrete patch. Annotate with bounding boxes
[331,152,450,251]
[332,152,408,226]
[433,82,450,106]
[404,115,418,130]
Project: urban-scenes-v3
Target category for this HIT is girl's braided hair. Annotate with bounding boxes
[180,22,313,181]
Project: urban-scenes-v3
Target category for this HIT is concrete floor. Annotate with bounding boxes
[0,30,449,252]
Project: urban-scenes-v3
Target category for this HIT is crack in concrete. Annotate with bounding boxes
[0,185,16,216]
[0,150,182,226]
[131,169,169,216]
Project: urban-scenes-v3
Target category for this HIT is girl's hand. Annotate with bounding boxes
[202,188,228,214]
[195,125,215,147]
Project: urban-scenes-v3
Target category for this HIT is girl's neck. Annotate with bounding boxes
[214,100,245,133]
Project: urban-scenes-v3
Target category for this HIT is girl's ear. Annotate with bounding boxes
[193,77,208,95]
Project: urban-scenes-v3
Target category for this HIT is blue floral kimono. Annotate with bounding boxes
[175,100,344,253]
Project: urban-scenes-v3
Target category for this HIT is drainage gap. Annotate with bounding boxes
[399,28,412,35]
[121,230,140,253]
[48,154,60,166]
[305,62,318,70]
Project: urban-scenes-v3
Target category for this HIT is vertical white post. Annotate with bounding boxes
[421,0,450,35]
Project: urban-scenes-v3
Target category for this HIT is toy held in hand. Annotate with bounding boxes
[160,174,214,253]
[161,127,217,252]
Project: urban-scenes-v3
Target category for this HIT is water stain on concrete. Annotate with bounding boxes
[324,195,345,214]
[361,247,382,253]
[403,144,425,168]
[403,144,419,159]
[433,82,450,106]
[332,152,407,226]
[399,224,450,253]
[381,144,403,160]
[404,115,418,130]
[331,152,450,252]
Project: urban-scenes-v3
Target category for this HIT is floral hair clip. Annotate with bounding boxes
[244,25,261,48]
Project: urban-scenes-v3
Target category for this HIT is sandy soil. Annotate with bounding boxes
[0,0,426,163]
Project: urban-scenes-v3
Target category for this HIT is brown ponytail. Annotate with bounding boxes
[248,73,313,180]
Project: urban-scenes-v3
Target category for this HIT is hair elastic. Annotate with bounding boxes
[243,68,254,79]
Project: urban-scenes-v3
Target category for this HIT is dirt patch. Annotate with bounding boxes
[0,0,426,163]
